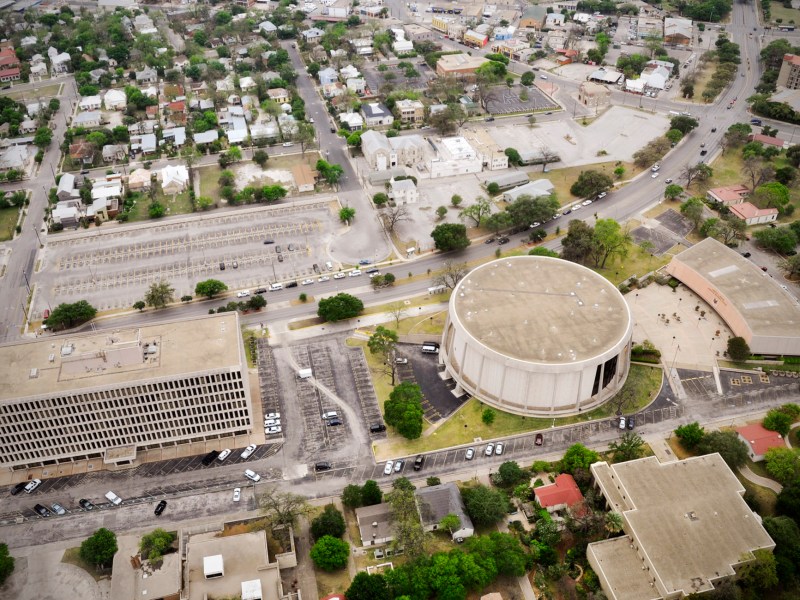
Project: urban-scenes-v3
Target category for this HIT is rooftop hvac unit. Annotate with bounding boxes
[29,368,39,379]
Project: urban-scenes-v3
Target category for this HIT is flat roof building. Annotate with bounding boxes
[588,454,775,600]
[0,313,253,469]
[436,53,489,77]
[666,237,800,356]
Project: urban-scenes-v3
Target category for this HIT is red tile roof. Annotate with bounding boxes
[784,53,800,67]
[534,473,584,508]
[728,202,778,221]
[747,133,785,148]
[167,100,186,112]
[0,47,19,68]
[736,423,785,456]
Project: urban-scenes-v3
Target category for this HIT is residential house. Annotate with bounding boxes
[50,51,72,75]
[415,483,474,542]
[68,141,94,165]
[322,81,345,98]
[267,88,290,104]
[729,202,779,226]
[104,89,127,110]
[135,68,158,84]
[159,165,190,194]
[133,13,157,34]
[0,47,20,70]
[318,67,338,85]
[25,102,42,118]
[361,103,394,127]
[29,59,47,80]
[706,184,750,206]
[339,112,364,131]
[162,127,187,147]
[239,76,256,92]
[73,111,101,128]
[346,78,367,94]
[350,38,374,56]
[193,130,219,146]
[91,180,122,203]
[339,64,360,80]
[52,202,81,227]
[395,99,425,124]
[258,20,277,34]
[747,133,788,149]
[56,172,79,201]
[436,53,489,78]
[545,13,566,28]
[392,31,414,54]
[503,179,555,201]
[390,177,419,204]
[86,197,120,222]
[250,121,279,142]
[79,96,102,111]
[302,27,325,42]
[664,17,693,46]
[130,133,157,155]
[735,423,786,462]
[520,5,547,28]
[0,67,20,83]
[356,503,394,546]
[277,114,298,138]
[361,130,426,170]
[127,168,152,191]
[102,144,126,162]
[291,163,316,193]
[88,68,107,84]
[534,474,584,513]
[19,119,36,134]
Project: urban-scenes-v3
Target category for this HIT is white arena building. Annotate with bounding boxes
[440,256,634,416]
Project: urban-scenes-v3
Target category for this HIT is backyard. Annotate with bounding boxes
[126,188,193,222]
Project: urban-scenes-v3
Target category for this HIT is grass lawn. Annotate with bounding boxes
[533,161,638,204]
[592,243,682,286]
[374,364,663,460]
[736,472,778,516]
[155,188,193,218]
[264,151,320,171]
[666,436,694,460]
[746,457,773,480]
[691,59,719,104]
[315,567,352,598]
[61,547,111,581]
[197,165,222,202]
[0,205,20,241]
[241,327,269,368]
[770,0,800,23]
[2,82,62,101]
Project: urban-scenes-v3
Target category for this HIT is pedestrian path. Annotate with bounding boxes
[738,464,783,494]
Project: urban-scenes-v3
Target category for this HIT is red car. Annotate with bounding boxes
[535,433,544,447]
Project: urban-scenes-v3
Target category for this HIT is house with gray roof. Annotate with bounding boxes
[414,483,474,542]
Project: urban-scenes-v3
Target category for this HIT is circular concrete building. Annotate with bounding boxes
[441,256,633,416]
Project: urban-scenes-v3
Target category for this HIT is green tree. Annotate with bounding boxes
[482,408,495,425]
[460,197,492,227]
[431,223,471,251]
[486,182,500,196]
[680,197,706,229]
[339,206,356,222]
[317,293,364,322]
[754,227,798,254]
[529,246,560,258]
[148,202,165,219]
[697,430,749,469]
[33,127,52,148]
[570,170,613,198]
[498,461,525,486]
[253,150,269,167]
[80,528,118,567]
[592,218,631,268]
[763,409,793,436]
[373,192,389,206]
[669,115,699,134]
[754,182,791,213]
[257,488,311,527]
[384,382,424,439]
[144,280,175,309]
[778,479,800,522]
[507,194,560,228]
[194,279,228,299]
[451,194,463,207]
[0,543,14,585]
[727,336,751,361]
[247,295,267,311]
[133,300,146,311]
[345,572,390,600]
[316,159,344,185]
[361,480,383,506]
[436,205,448,220]
[664,184,684,200]
[439,513,461,533]
[674,422,705,449]
[521,71,535,86]
[368,326,399,384]
[310,535,349,571]
[764,447,800,485]
[561,220,598,265]
[427,476,442,486]
[604,512,624,537]
[139,528,176,562]
[608,432,645,463]
[45,300,97,331]
[311,504,346,540]
[342,484,364,508]
[561,444,600,474]
[462,485,508,526]
[737,549,778,591]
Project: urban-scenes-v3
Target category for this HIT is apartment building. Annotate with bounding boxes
[0,313,253,470]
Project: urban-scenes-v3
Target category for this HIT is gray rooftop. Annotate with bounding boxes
[415,482,472,529]
[452,256,631,364]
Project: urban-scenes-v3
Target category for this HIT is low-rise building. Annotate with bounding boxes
[735,423,786,462]
[193,130,219,145]
[68,141,94,165]
[361,130,427,171]
[73,111,102,128]
[291,163,316,193]
[430,136,483,179]
[318,67,338,85]
[436,53,489,78]
[79,95,102,112]
[404,23,434,42]
[390,177,419,204]
[346,78,367,94]
[502,179,556,201]
[520,5,547,28]
[484,171,529,191]
[131,133,157,155]
[127,168,152,191]
[356,503,394,545]
[104,89,127,111]
[534,473,584,513]
[415,483,474,541]
[102,144,126,162]
[578,81,611,109]
[302,27,325,42]
[664,17,693,45]
[0,67,21,83]
[361,102,394,128]
[395,99,425,124]
[588,68,624,85]
[159,164,190,194]
[706,184,750,206]
[56,173,79,201]
[267,88,290,104]
[136,67,158,84]
[728,202,779,226]
[747,133,788,149]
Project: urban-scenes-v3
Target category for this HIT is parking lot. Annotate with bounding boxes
[360,58,435,94]
[35,200,341,319]
[486,84,559,115]
[395,344,467,422]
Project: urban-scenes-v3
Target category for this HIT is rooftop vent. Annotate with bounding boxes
[29,368,38,379]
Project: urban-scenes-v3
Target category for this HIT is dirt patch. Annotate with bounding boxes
[234,163,295,189]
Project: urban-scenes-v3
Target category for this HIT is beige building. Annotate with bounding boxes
[578,81,611,109]
[360,130,427,171]
[436,53,489,78]
[0,313,253,469]
[777,53,800,90]
[588,454,775,600]
[395,98,425,124]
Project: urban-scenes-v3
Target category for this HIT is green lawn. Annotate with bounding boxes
[592,242,682,286]
[197,165,222,202]
[736,472,778,517]
[0,206,20,241]
[374,364,663,460]
[770,0,800,24]
[533,161,640,204]
[155,188,193,218]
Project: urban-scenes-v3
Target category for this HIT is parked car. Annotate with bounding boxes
[51,503,67,516]
[413,455,425,470]
[79,499,95,510]
[318,276,330,282]
[315,462,332,472]
[384,460,394,475]
[265,412,281,419]
[485,443,495,456]
[370,423,387,433]
[10,482,26,496]
[742,252,752,258]
[497,237,510,244]
[322,411,338,420]
[240,444,257,459]
[484,237,495,244]
[244,469,261,482]
[264,419,280,426]
[34,504,51,517]
[619,416,626,429]
[236,290,250,298]
[218,449,232,462]
[24,479,42,494]
[395,357,408,364]
[232,261,238,269]
[301,279,314,286]
[627,415,635,430]
[495,443,504,455]
[349,269,362,277]
[255,288,267,294]
[154,500,167,516]
[535,433,544,447]
[327,419,343,427]
[333,272,346,279]
[286,281,298,288]
[394,459,404,473]
[263,239,274,244]
[233,488,241,502]
[465,447,475,460]
[266,426,283,434]
[202,450,220,466]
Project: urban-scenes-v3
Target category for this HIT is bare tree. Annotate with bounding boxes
[381,203,412,233]
[742,157,775,191]
[258,487,312,527]
[680,163,702,187]
[295,122,316,156]
[539,147,560,171]
[432,260,468,290]
[387,301,408,329]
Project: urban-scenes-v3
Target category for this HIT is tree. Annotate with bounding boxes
[482,408,495,425]
[460,197,492,227]
[561,220,597,265]
[681,162,713,187]
[133,300,146,311]
[764,447,800,485]
[384,382,424,439]
[33,127,52,148]
[358,480,382,506]
[561,444,600,474]
[339,206,356,223]
[674,422,705,449]
[148,202,165,218]
[253,150,269,167]
[604,512,624,537]
[696,430,749,469]
[195,279,228,299]
[316,159,344,185]
[381,204,411,233]
[763,409,793,437]
[498,461,525,486]
[139,528,176,562]
[669,115,699,134]
[664,184,684,200]
[427,476,442,486]
[462,485,508,526]
[145,280,175,309]
[680,197,706,229]
[45,300,97,331]
[436,206,448,220]
[318,293,364,322]
[342,484,364,508]
[763,516,800,582]
[608,432,645,463]
[431,223,470,252]
[570,170,613,198]
[310,535,349,571]
[507,194,559,228]
[258,488,311,527]
[368,326,400,384]
[373,192,389,207]
[521,71,535,86]
[778,479,800,522]
[296,122,317,155]
[80,528,118,567]
[754,182,791,213]
[439,513,461,533]
[737,549,778,591]
[722,122,752,154]
[592,219,631,268]
[247,295,267,311]
[0,543,14,585]
[385,478,427,558]
[754,227,798,254]
[529,246,559,258]
[727,336,751,361]
[311,504,346,540]
[466,531,529,577]
[345,572,390,600]
[451,194,463,207]
[743,157,774,192]
[432,260,468,290]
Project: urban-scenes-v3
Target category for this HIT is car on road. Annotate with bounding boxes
[236,290,250,298]
[333,272,346,279]
[368,271,381,278]
[318,275,330,282]
[582,200,592,206]
[384,460,394,475]
[315,461,332,472]
[285,281,298,288]
[651,164,660,172]
[485,443,495,456]
[244,469,261,482]
[700,149,708,156]
[233,488,241,502]
[596,192,607,200]
[10,482,26,496]
[540,74,548,79]
[413,455,425,470]
[571,204,582,211]
[484,237,495,244]
[495,443,504,455]
[266,425,282,434]
[485,116,495,122]
[34,504,51,517]
[154,500,167,516]
[240,444,257,459]
[349,269,362,277]
[535,433,544,446]
[79,499,95,510]
[711,127,717,132]
[255,288,267,294]
[465,447,475,460]
[665,178,673,184]
[269,283,283,291]
[301,279,314,285]
[308,117,314,123]
[217,449,231,462]
[651,172,660,178]
[24,479,42,493]
[497,237,510,244]
[265,412,280,419]
[277,254,284,262]
[51,503,67,515]
[330,126,336,133]
[282,142,293,147]
[394,459,404,473]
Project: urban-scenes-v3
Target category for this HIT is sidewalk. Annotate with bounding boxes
[739,464,783,494]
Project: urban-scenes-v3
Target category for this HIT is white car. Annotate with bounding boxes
[495,442,504,455]
[368,271,381,278]
[265,412,281,419]
[333,272,346,279]
[233,487,241,502]
[237,290,250,298]
[394,459,404,472]
[318,275,330,282]
[465,448,475,460]
[24,479,42,493]
[240,444,257,459]
[217,449,232,462]
[651,164,660,172]
[582,200,592,206]
[540,74,548,79]
[266,426,282,434]
[282,142,293,147]
[651,172,660,179]
[383,460,394,475]
[244,469,261,482]
[301,279,314,285]
[485,443,495,456]
[571,204,582,211]
[349,270,362,277]
[264,418,281,427]
[308,117,315,123]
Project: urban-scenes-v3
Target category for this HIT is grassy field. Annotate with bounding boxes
[126,188,193,222]
[61,547,111,581]
[197,165,222,202]
[737,473,778,516]
[2,82,62,101]
[374,364,663,460]
[591,242,680,286]
[0,206,19,241]
[770,0,800,23]
[533,161,639,204]
[691,59,719,104]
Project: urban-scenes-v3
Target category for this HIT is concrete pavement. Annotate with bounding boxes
[739,464,783,494]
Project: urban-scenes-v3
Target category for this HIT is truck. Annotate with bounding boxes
[297,368,313,379]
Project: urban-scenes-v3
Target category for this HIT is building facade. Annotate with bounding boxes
[777,53,800,90]
[0,313,253,470]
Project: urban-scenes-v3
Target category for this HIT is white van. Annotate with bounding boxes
[421,341,440,354]
[269,283,283,291]
[105,491,123,505]
[297,368,313,379]
[322,411,338,420]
